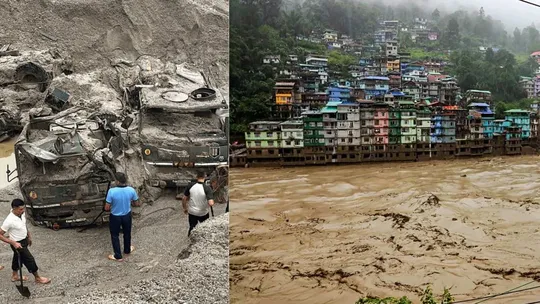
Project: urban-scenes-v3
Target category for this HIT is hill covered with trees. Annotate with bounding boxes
[231,0,540,133]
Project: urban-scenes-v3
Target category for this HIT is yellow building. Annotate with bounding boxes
[274,82,296,105]
[386,59,400,72]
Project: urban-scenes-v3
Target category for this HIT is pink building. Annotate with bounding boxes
[374,103,390,144]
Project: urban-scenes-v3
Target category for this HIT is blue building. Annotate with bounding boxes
[468,103,494,139]
[357,76,389,100]
[505,109,531,138]
[327,86,351,103]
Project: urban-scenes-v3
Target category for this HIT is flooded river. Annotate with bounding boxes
[230,156,540,304]
[0,139,16,188]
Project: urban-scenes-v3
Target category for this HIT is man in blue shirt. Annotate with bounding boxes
[105,172,139,262]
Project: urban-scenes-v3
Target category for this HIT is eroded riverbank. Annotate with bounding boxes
[230,156,540,304]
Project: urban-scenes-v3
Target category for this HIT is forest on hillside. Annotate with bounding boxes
[230,0,540,133]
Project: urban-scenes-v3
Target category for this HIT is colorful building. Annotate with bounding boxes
[328,86,351,103]
[303,111,325,146]
[337,102,361,146]
[245,121,282,164]
[357,76,390,100]
[274,82,296,105]
[505,109,531,138]
[373,103,390,145]
[321,101,340,148]
[398,101,417,144]
[389,107,401,144]
[468,103,494,139]
[416,103,431,143]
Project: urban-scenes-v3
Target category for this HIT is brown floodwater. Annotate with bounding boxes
[0,139,16,188]
[230,156,540,304]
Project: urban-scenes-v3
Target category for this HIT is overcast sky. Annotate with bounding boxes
[389,0,540,30]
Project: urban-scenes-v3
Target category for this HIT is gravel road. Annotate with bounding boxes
[0,183,229,304]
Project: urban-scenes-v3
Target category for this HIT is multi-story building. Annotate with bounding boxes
[306,55,328,68]
[416,103,431,143]
[439,77,460,104]
[303,111,326,164]
[373,103,390,145]
[463,90,492,106]
[416,103,431,160]
[301,92,328,110]
[357,76,390,100]
[321,101,340,160]
[336,102,361,146]
[398,101,417,144]
[387,59,400,72]
[535,76,540,97]
[520,76,534,99]
[280,120,304,148]
[328,86,351,102]
[531,112,539,139]
[280,120,304,165]
[469,103,494,139]
[245,121,282,165]
[388,72,401,90]
[359,100,375,148]
[274,82,296,105]
[388,106,401,145]
[402,81,420,101]
[505,109,531,138]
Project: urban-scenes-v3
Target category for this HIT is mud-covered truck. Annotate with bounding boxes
[8,108,118,229]
[136,79,228,190]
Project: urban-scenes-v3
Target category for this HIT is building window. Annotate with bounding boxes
[255,142,261,147]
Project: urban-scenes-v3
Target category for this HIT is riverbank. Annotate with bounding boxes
[230,155,540,304]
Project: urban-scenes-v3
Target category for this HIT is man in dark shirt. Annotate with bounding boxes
[182,171,214,236]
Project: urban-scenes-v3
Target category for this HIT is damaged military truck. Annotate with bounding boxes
[9,108,119,229]
[135,80,228,190]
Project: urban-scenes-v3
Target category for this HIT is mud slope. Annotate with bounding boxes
[0,0,229,88]
[230,156,540,304]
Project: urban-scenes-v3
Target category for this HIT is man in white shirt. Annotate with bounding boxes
[182,170,215,236]
[0,199,50,284]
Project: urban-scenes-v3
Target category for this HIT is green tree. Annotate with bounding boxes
[444,18,460,48]
[432,8,440,20]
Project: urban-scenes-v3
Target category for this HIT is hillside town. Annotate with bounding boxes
[230,18,540,167]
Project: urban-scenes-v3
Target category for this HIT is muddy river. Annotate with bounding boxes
[0,139,17,188]
[230,156,540,304]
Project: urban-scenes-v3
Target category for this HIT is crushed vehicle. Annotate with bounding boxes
[131,74,229,192]
[8,107,121,229]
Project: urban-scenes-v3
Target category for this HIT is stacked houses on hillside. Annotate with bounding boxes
[234,21,540,167]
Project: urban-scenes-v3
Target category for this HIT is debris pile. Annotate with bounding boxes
[69,213,229,304]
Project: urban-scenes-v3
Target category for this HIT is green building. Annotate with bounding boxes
[245,121,282,148]
[303,111,325,146]
[397,101,417,144]
[389,106,401,144]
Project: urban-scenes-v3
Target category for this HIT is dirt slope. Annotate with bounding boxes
[0,0,229,89]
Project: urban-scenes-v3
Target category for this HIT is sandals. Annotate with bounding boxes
[108,245,135,261]
[107,254,124,262]
[0,265,3,271]
[11,275,28,282]
[125,246,135,255]
[35,277,51,284]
